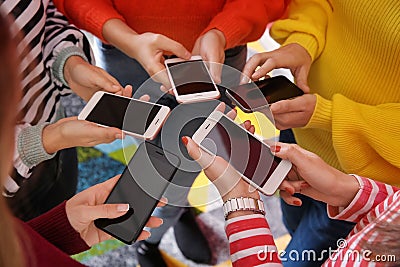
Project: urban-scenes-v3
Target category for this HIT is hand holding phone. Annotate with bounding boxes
[165,56,220,103]
[78,91,170,140]
[94,142,180,244]
[192,111,291,195]
[226,76,304,113]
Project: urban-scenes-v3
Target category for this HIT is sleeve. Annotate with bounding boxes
[304,93,400,184]
[327,175,400,223]
[53,0,125,42]
[43,1,93,89]
[27,201,90,255]
[270,0,333,61]
[201,0,287,49]
[225,214,282,266]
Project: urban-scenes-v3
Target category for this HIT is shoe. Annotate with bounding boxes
[136,241,167,267]
[173,208,212,264]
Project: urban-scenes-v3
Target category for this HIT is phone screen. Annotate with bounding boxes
[167,59,216,95]
[86,94,161,135]
[95,142,180,244]
[228,76,304,110]
[200,116,280,187]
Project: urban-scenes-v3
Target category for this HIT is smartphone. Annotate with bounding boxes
[78,91,170,140]
[192,111,292,195]
[94,141,180,244]
[226,76,304,112]
[165,55,220,103]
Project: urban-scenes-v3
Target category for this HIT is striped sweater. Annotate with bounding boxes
[226,176,399,266]
[0,0,92,195]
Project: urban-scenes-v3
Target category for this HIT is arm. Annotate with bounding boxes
[328,175,400,224]
[270,0,333,61]
[27,201,89,255]
[43,1,93,90]
[305,94,400,183]
[202,0,287,49]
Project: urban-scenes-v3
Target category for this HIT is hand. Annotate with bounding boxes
[42,117,123,154]
[192,29,226,84]
[66,175,166,246]
[64,56,125,101]
[270,94,316,130]
[271,143,359,208]
[241,44,312,92]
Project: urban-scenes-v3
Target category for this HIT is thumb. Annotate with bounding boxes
[208,61,222,84]
[182,136,214,169]
[295,67,311,93]
[85,203,130,221]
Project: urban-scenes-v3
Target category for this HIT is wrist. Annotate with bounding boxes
[63,56,87,86]
[220,180,260,202]
[42,123,63,154]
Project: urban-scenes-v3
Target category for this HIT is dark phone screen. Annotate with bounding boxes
[228,76,304,110]
[86,94,161,135]
[167,59,216,95]
[95,142,180,244]
[200,116,280,187]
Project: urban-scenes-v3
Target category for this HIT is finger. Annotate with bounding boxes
[144,216,163,228]
[241,54,267,84]
[279,190,302,206]
[271,142,316,169]
[149,62,172,88]
[85,203,130,221]
[241,120,252,131]
[226,108,237,120]
[249,125,255,134]
[214,102,226,113]
[122,85,133,97]
[208,61,223,84]
[159,35,191,60]
[252,58,278,80]
[136,230,151,241]
[139,94,150,102]
[89,126,122,143]
[92,69,123,93]
[182,136,215,169]
[158,197,168,207]
[278,179,296,195]
[295,67,311,93]
[270,98,301,114]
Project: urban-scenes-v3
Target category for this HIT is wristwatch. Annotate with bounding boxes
[223,197,265,220]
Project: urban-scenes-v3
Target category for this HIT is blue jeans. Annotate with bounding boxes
[279,130,355,266]
[94,38,247,243]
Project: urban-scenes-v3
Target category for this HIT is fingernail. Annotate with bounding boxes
[115,134,122,139]
[270,145,281,153]
[181,136,188,145]
[185,52,191,58]
[159,219,164,225]
[293,200,301,206]
[117,204,129,212]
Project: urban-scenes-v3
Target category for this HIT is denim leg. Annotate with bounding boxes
[282,200,355,266]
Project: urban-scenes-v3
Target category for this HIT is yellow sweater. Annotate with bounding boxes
[271,1,400,185]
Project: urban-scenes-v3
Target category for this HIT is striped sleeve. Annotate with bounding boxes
[226,214,282,267]
[327,175,399,223]
[43,1,93,90]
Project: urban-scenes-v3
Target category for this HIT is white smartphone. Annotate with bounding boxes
[192,111,292,195]
[165,55,220,103]
[78,91,170,140]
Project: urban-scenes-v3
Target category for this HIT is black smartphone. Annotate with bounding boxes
[94,142,180,244]
[226,76,304,112]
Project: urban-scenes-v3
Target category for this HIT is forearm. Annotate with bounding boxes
[102,19,140,58]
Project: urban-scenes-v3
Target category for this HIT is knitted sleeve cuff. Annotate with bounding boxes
[52,46,88,87]
[304,94,332,131]
[281,32,319,62]
[17,123,56,168]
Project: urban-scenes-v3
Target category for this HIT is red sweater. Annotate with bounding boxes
[54,0,287,50]
[18,201,89,267]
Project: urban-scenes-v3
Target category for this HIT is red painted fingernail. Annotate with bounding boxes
[271,145,281,153]
[293,200,301,206]
[181,136,188,145]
